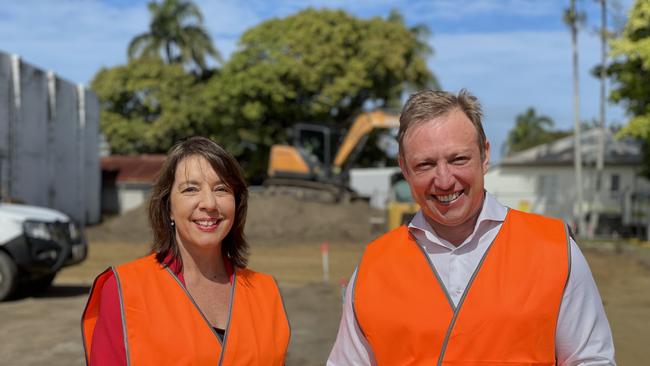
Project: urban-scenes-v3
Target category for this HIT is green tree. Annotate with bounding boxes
[202,8,437,179]
[92,59,208,154]
[503,107,570,155]
[127,0,220,74]
[96,8,437,180]
[608,0,650,177]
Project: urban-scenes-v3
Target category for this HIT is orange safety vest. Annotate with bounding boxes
[82,254,290,365]
[354,209,569,365]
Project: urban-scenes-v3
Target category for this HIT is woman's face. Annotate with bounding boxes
[169,155,236,253]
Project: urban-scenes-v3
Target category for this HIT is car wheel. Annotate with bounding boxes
[0,251,18,301]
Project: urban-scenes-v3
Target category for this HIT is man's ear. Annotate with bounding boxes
[482,140,490,174]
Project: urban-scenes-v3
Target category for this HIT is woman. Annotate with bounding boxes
[82,137,290,365]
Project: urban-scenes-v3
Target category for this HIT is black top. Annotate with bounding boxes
[214,327,225,342]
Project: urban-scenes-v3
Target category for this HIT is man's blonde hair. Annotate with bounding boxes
[397,89,487,161]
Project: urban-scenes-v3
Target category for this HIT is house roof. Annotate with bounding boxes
[499,128,642,167]
[101,154,167,183]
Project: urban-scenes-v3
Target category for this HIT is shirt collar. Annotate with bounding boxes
[408,191,508,248]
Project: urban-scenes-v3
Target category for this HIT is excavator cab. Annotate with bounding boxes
[267,124,339,181]
[266,110,400,202]
[294,123,340,179]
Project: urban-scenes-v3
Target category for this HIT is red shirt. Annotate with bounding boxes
[89,255,234,366]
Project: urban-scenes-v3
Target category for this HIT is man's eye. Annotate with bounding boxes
[415,162,433,171]
[452,157,469,165]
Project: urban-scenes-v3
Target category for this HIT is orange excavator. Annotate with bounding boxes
[265,110,400,202]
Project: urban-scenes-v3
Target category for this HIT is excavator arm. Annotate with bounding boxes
[332,110,400,173]
[265,110,400,203]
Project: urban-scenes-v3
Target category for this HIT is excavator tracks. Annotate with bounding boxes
[262,178,357,203]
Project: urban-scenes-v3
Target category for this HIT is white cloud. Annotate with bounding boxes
[0,0,260,83]
[0,0,147,84]
[405,0,559,21]
[260,0,560,20]
[195,0,265,37]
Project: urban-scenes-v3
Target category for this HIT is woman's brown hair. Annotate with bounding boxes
[148,136,249,268]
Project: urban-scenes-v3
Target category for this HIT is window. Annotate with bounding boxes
[610,174,620,192]
[536,174,558,204]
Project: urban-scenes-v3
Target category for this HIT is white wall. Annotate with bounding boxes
[0,51,100,224]
[118,184,150,213]
[349,167,400,209]
[0,55,12,199]
[485,164,650,223]
[13,60,49,207]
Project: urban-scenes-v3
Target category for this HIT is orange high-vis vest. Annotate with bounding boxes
[353,209,570,365]
[82,254,290,365]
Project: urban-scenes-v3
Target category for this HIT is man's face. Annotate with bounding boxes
[399,108,490,237]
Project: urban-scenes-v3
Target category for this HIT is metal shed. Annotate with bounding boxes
[0,50,100,225]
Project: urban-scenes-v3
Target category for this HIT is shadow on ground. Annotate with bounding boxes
[8,284,90,302]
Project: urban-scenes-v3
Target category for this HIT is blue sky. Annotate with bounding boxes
[0,0,635,160]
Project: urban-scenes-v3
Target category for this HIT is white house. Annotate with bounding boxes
[101,155,166,214]
[485,128,650,236]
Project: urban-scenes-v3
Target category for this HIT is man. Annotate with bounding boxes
[328,90,615,365]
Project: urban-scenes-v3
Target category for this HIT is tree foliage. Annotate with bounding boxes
[201,8,437,177]
[97,7,437,179]
[92,59,208,154]
[608,0,650,177]
[503,107,570,155]
[128,0,220,73]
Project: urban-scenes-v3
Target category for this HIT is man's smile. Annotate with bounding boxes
[432,191,462,205]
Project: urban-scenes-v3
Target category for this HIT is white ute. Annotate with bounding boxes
[0,202,87,301]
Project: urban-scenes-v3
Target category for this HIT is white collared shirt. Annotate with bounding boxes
[327,193,616,366]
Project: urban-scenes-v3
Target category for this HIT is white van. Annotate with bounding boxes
[0,202,87,301]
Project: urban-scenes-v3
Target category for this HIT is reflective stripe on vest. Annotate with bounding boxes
[82,254,290,365]
[353,209,570,365]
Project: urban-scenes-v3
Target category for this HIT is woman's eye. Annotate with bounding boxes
[214,186,230,193]
[182,186,198,193]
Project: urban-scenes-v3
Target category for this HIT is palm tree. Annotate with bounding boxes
[128,0,220,73]
[503,107,558,155]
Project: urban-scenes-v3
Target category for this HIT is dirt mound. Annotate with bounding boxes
[246,191,382,245]
[86,191,383,246]
[85,204,153,245]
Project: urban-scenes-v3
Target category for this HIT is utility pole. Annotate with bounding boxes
[589,0,608,238]
[565,0,586,236]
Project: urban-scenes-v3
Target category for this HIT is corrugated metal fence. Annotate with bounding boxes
[0,51,100,225]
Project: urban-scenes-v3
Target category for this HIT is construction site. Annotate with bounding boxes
[1,72,649,363]
[1,77,650,363]
[0,190,649,365]
[2,2,650,363]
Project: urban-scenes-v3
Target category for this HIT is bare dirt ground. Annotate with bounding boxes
[1,193,649,365]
